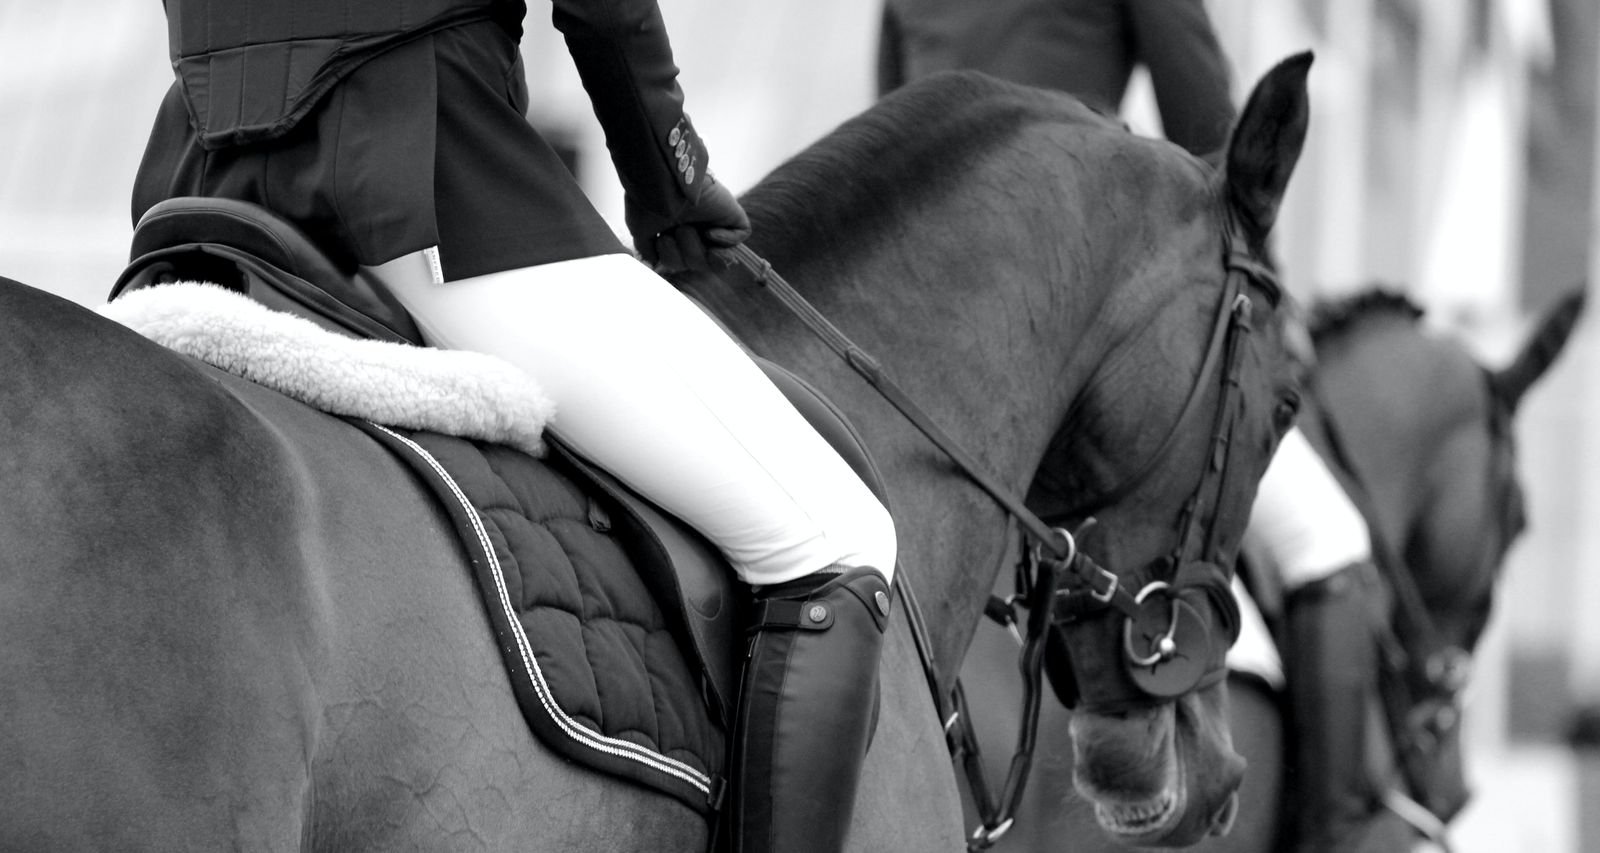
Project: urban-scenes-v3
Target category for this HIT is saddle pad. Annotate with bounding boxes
[98,281,551,456]
[354,421,726,813]
[101,279,730,810]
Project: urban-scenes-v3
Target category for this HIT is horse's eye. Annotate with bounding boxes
[1273,394,1301,430]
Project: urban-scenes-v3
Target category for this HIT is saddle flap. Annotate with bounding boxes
[552,441,743,726]
[113,197,425,345]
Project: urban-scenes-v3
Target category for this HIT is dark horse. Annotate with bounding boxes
[955,284,1587,852]
[0,57,1310,850]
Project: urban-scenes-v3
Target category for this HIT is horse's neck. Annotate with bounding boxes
[1317,322,1484,559]
[701,244,1100,677]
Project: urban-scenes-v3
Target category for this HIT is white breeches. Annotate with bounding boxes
[375,250,897,586]
[1243,425,1372,589]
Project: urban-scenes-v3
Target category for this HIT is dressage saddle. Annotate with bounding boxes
[110,196,890,813]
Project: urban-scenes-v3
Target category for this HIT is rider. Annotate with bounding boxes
[880,2,1393,850]
[1241,428,1395,852]
[135,2,893,851]
[877,0,1234,158]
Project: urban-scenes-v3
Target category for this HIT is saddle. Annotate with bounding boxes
[111,196,889,814]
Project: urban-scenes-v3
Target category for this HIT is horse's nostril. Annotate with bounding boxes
[1208,791,1239,837]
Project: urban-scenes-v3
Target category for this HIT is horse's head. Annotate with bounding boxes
[1305,283,1586,822]
[1404,286,1585,649]
[1021,53,1313,846]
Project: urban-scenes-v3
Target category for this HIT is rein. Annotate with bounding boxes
[723,243,1074,559]
[721,230,1272,849]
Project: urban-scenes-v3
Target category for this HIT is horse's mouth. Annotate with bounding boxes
[1093,784,1183,838]
[1092,772,1238,844]
[1074,698,1242,846]
[1076,706,1187,841]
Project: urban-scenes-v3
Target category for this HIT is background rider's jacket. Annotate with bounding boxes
[879,0,1234,157]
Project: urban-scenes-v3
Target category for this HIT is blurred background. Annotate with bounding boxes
[1,0,1596,847]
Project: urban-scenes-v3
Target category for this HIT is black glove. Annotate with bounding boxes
[627,173,751,273]
[553,0,751,272]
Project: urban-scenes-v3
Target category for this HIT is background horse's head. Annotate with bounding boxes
[1016,54,1313,846]
[1303,283,1586,823]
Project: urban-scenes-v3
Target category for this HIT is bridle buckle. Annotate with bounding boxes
[1087,565,1120,603]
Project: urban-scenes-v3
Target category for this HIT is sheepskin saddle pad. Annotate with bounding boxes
[99,282,738,814]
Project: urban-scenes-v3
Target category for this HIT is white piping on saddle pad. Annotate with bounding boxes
[97,282,553,457]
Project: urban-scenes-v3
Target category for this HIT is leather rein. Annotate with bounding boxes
[721,226,1278,849]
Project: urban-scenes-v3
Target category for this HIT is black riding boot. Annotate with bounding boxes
[1283,561,1390,853]
[730,566,891,853]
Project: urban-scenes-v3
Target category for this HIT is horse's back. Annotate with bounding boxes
[0,279,705,851]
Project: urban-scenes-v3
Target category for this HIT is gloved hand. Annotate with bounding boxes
[626,174,751,274]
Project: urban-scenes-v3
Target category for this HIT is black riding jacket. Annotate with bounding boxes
[145,0,709,277]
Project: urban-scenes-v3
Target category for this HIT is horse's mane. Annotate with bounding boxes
[1307,285,1425,346]
[740,71,1115,262]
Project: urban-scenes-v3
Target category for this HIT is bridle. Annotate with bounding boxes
[957,220,1282,847]
[719,214,1282,849]
[1029,220,1275,713]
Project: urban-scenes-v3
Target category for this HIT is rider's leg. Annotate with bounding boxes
[1244,427,1389,852]
[375,250,895,852]
[731,565,891,852]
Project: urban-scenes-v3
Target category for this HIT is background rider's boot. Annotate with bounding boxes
[1283,561,1388,853]
[730,566,891,853]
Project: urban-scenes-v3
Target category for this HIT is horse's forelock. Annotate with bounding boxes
[741,72,1111,263]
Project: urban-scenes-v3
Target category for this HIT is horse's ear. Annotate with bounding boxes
[1223,52,1313,244]
[1490,283,1588,409]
